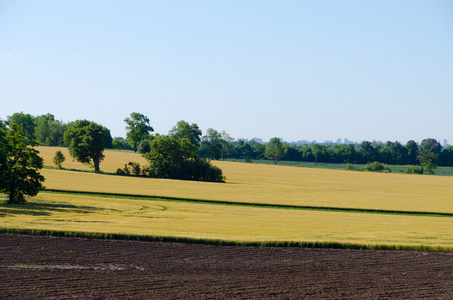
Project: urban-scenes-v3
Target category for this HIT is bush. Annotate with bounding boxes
[115,162,141,176]
[364,161,389,172]
[345,163,354,170]
[406,166,423,174]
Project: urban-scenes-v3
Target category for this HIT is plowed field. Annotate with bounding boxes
[1,234,453,299]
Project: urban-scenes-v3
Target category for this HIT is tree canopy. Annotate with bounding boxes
[143,135,224,182]
[265,137,285,164]
[202,128,223,160]
[64,120,106,172]
[0,124,45,204]
[168,120,202,149]
[124,112,154,152]
[7,112,36,144]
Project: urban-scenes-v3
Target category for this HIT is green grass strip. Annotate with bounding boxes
[42,188,453,218]
[1,227,452,252]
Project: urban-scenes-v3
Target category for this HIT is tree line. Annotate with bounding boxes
[3,111,449,205]
[2,111,452,177]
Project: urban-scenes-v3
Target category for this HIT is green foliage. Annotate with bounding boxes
[405,166,423,174]
[0,128,8,193]
[103,127,113,149]
[364,161,389,172]
[34,113,67,146]
[143,135,225,182]
[202,128,223,160]
[53,150,65,169]
[168,120,202,150]
[124,112,154,152]
[418,138,441,174]
[265,137,285,164]
[345,163,354,170]
[112,137,132,150]
[116,162,141,176]
[137,135,154,154]
[0,124,45,204]
[439,147,453,167]
[64,120,106,172]
[7,112,36,144]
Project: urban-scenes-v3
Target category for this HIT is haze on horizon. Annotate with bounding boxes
[1,1,452,145]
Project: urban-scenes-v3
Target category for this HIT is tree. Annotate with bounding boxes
[34,113,67,146]
[112,137,132,150]
[235,140,253,162]
[418,138,441,174]
[358,141,375,163]
[7,112,36,144]
[283,144,301,161]
[138,135,154,154]
[168,120,202,150]
[0,128,8,195]
[300,145,313,162]
[202,128,223,160]
[103,127,113,149]
[124,112,154,152]
[64,120,106,172]
[220,131,234,160]
[311,144,330,165]
[265,137,285,164]
[405,140,419,165]
[143,135,224,182]
[252,142,266,160]
[439,146,453,167]
[53,150,65,169]
[0,124,45,204]
[386,141,407,165]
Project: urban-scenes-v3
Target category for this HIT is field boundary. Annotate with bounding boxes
[1,228,452,252]
[42,189,453,218]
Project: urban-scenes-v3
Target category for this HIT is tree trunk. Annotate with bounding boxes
[93,155,100,172]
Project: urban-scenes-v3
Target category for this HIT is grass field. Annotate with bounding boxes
[2,146,453,251]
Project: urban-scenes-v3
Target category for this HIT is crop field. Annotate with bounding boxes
[3,146,453,298]
[1,146,453,251]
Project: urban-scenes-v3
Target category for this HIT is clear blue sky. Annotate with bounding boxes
[1,0,452,144]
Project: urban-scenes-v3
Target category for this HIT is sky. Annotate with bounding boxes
[1,0,452,144]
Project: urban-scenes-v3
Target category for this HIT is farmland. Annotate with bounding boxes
[3,146,453,298]
[1,146,453,250]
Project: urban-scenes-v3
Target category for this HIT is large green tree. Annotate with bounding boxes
[405,140,419,165]
[168,120,202,149]
[202,128,223,160]
[0,124,45,204]
[265,137,285,164]
[64,120,106,172]
[418,138,441,174]
[7,112,36,144]
[34,113,67,146]
[143,135,224,182]
[124,112,154,152]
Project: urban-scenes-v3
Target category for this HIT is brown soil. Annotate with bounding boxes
[1,234,453,299]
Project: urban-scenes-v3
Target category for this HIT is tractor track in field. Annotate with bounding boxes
[1,234,453,299]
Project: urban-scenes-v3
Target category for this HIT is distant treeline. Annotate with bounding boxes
[3,112,452,170]
[221,139,453,167]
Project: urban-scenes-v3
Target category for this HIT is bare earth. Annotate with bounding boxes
[1,234,453,299]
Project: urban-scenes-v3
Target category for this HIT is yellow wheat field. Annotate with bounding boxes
[1,193,452,248]
[36,147,453,214]
[36,146,148,173]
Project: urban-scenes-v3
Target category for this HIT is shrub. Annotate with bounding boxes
[364,161,389,172]
[406,166,423,174]
[345,163,354,170]
[115,162,141,176]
